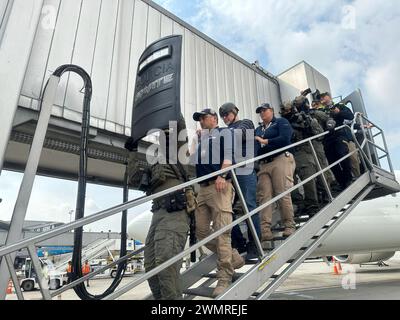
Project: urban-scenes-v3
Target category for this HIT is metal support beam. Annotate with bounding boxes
[27,245,52,300]
[0,75,59,298]
[0,0,44,173]
[5,254,24,300]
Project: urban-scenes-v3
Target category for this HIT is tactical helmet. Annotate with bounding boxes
[219,102,239,118]
[294,95,307,106]
[279,101,293,115]
[294,95,310,113]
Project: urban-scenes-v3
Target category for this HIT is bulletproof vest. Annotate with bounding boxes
[149,163,184,194]
[311,110,328,129]
[289,113,323,153]
[150,116,194,212]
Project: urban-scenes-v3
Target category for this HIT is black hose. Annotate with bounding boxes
[50,64,127,300]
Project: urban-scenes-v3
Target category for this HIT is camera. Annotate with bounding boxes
[301,88,312,97]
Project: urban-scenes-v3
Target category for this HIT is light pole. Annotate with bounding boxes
[68,209,74,223]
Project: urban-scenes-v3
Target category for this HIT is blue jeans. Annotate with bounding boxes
[235,170,261,242]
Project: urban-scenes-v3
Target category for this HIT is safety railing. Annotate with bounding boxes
[0,113,392,300]
[351,112,394,175]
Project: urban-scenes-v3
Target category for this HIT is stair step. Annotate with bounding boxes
[272,236,288,241]
[184,287,215,298]
[294,217,310,223]
[203,272,244,281]
[272,226,300,232]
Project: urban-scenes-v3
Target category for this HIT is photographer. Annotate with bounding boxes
[320,92,354,190]
[309,96,337,199]
[281,95,323,216]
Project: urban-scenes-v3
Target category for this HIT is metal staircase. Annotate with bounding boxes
[183,173,374,299]
[0,107,399,300]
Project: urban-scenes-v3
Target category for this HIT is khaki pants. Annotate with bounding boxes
[344,141,361,178]
[195,182,235,281]
[256,153,296,239]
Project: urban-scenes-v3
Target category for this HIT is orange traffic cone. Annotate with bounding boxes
[332,257,341,275]
[6,280,13,294]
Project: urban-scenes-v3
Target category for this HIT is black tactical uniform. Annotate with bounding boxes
[281,101,323,215]
[324,103,354,190]
[126,116,192,300]
[309,106,337,199]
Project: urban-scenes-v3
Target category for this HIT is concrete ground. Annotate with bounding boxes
[5,252,400,300]
[271,253,400,300]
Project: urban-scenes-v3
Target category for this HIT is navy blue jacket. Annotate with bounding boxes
[195,127,234,182]
[330,104,355,142]
[255,117,293,157]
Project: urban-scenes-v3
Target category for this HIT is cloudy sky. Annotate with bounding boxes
[1,0,399,232]
[155,0,400,165]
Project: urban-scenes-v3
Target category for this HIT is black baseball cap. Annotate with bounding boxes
[256,103,273,114]
[193,108,218,121]
[319,92,331,99]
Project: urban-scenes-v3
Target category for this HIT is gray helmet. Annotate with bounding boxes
[219,102,239,118]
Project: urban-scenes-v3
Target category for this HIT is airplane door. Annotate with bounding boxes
[130,35,183,144]
[341,89,368,116]
[340,89,379,167]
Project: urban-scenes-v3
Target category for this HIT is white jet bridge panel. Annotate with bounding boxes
[4,0,284,185]
[278,61,332,103]
[0,0,9,24]
[0,0,12,40]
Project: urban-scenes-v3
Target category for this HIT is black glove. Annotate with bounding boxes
[124,137,138,151]
[326,119,336,134]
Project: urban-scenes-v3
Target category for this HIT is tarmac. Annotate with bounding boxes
[5,252,400,300]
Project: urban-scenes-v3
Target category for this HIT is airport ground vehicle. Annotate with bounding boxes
[110,257,144,278]
[20,258,67,291]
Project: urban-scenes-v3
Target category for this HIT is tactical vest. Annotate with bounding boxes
[290,114,323,153]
